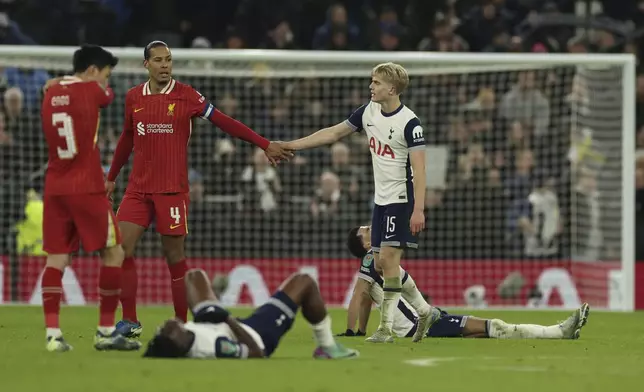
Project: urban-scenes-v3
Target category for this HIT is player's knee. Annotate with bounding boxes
[281,272,316,291]
[185,268,207,283]
[118,222,144,257]
[46,254,70,270]
[292,273,318,292]
[378,247,401,264]
[101,244,124,267]
[121,240,136,258]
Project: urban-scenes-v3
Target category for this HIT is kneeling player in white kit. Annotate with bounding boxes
[341,226,590,340]
[283,62,441,343]
[143,269,359,359]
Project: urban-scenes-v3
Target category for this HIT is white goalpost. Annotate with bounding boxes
[0,46,635,311]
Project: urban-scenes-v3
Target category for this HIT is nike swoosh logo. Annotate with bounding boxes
[134,108,144,112]
[367,124,374,127]
[172,277,184,282]
[170,224,183,229]
[384,234,395,239]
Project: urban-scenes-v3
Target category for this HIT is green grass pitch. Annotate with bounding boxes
[1,306,643,392]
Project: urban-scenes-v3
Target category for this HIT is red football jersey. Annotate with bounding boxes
[123,79,212,193]
[42,76,114,195]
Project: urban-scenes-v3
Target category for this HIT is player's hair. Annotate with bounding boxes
[72,45,118,73]
[144,40,170,60]
[143,334,186,358]
[347,227,368,259]
[372,62,410,95]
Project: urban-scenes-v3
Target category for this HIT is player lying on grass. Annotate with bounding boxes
[341,226,590,340]
[143,269,359,359]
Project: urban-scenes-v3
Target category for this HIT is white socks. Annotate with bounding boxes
[381,276,402,331]
[311,315,335,348]
[488,319,563,339]
[401,274,431,317]
[46,328,62,339]
[97,326,116,336]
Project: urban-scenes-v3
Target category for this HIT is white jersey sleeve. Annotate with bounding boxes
[344,104,367,131]
[184,321,263,359]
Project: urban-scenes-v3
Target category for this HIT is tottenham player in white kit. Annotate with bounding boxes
[282,63,441,343]
[340,226,590,340]
[143,269,358,359]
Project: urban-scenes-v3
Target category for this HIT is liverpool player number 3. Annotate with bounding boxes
[40,45,141,353]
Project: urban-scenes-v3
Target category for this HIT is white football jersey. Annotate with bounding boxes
[345,101,425,206]
[184,321,264,359]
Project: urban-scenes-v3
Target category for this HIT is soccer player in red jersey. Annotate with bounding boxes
[40,45,141,353]
[106,41,292,337]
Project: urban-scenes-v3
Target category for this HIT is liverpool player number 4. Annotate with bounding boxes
[106,41,293,339]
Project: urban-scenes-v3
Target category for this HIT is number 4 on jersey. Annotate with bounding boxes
[53,113,77,159]
[170,207,181,224]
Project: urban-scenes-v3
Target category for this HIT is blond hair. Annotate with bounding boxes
[372,62,409,95]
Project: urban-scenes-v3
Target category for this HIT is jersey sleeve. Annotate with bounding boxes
[92,82,114,108]
[214,337,250,359]
[106,91,133,182]
[357,252,375,284]
[344,104,367,132]
[404,117,425,150]
[186,86,215,119]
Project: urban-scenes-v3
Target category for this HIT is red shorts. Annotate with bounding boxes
[43,193,121,254]
[116,192,189,236]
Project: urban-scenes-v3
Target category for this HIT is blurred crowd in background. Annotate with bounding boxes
[1,0,644,260]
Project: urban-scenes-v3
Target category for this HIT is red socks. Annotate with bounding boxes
[168,260,188,322]
[120,256,138,323]
[121,257,188,322]
[42,267,63,329]
[98,266,122,327]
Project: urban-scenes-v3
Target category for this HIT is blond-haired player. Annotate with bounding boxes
[282,63,441,343]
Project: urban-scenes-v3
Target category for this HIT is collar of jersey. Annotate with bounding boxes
[143,78,176,96]
[381,103,404,117]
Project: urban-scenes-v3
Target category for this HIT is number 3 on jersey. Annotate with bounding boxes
[52,113,77,159]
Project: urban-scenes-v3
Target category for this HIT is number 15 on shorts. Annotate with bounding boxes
[385,216,396,239]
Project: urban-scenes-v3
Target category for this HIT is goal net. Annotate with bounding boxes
[0,47,635,310]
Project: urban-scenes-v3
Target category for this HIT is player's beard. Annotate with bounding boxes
[156,71,172,85]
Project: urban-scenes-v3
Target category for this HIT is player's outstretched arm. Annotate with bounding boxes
[206,108,293,165]
[283,122,353,151]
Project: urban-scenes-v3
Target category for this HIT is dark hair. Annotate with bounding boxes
[346,227,367,258]
[144,40,169,60]
[143,335,185,358]
[72,45,118,73]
